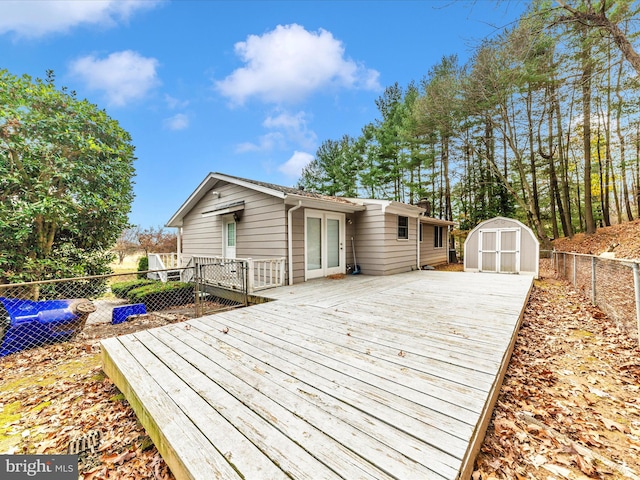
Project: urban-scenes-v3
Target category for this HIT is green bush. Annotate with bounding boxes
[111,279,155,298]
[137,256,149,279]
[127,281,194,311]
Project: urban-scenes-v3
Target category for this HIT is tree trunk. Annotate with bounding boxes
[604,48,621,224]
[581,27,596,234]
[526,88,541,222]
[615,56,634,221]
[541,87,562,239]
[596,114,609,226]
[442,136,453,222]
[552,77,573,236]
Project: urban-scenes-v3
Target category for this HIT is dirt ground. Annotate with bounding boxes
[1,232,639,478]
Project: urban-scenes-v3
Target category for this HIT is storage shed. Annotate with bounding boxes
[464,217,539,278]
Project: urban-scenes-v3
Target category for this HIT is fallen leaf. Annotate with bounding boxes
[601,417,630,433]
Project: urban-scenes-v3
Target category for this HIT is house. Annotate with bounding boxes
[165,172,454,286]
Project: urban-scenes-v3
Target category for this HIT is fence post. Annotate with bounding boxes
[246,259,255,294]
[243,262,249,307]
[591,256,596,305]
[194,261,201,318]
[633,262,640,345]
[572,253,577,286]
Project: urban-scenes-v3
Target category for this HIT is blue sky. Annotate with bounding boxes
[0,0,526,228]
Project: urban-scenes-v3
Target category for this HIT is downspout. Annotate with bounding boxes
[447,226,451,264]
[287,201,303,285]
[177,226,182,267]
[416,217,420,270]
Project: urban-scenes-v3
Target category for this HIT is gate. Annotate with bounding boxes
[194,260,248,316]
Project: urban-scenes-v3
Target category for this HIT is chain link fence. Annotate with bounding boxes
[552,251,640,341]
[0,261,248,357]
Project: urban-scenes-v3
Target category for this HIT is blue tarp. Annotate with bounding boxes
[0,297,87,357]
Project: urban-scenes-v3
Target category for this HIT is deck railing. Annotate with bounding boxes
[247,258,287,292]
[148,253,181,282]
[181,255,286,293]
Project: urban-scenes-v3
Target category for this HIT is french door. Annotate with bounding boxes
[305,210,345,280]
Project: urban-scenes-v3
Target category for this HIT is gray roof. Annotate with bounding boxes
[219,173,357,205]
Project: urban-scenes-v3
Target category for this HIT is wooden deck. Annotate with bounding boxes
[101,270,534,480]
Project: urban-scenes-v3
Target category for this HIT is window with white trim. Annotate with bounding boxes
[397,216,409,240]
[434,225,444,248]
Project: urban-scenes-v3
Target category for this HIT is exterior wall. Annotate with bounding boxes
[382,212,419,275]
[181,182,287,263]
[179,183,443,283]
[352,204,387,276]
[464,217,539,277]
[290,206,305,284]
[519,227,539,274]
[465,231,480,270]
[419,224,449,267]
[351,205,420,276]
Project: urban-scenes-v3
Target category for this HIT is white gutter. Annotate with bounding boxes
[287,201,303,285]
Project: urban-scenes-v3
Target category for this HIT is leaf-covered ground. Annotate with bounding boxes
[552,219,640,259]
[0,319,176,479]
[473,260,640,479]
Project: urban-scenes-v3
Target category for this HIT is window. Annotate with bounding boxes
[397,216,409,240]
[419,223,424,243]
[434,225,443,248]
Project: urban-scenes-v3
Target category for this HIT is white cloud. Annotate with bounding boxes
[264,111,317,150]
[236,110,317,154]
[279,151,314,178]
[0,0,160,38]
[235,132,285,153]
[164,94,189,110]
[215,23,381,105]
[164,113,189,131]
[69,50,160,106]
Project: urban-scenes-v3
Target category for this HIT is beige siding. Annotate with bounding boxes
[290,206,305,284]
[351,206,419,276]
[381,213,418,275]
[420,224,449,267]
[352,205,386,276]
[181,182,287,262]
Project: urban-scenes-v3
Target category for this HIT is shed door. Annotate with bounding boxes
[478,228,520,274]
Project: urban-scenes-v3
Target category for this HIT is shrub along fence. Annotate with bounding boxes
[552,251,640,343]
[0,261,248,357]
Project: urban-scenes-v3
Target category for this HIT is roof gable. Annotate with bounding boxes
[166,172,363,227]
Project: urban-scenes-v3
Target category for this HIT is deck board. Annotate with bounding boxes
[102,270,533,480]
